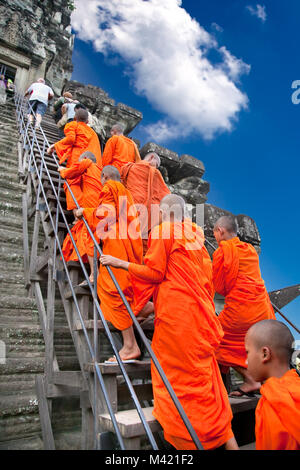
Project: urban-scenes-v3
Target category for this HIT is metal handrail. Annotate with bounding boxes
[15,93,204,450]
[204,238,300,334]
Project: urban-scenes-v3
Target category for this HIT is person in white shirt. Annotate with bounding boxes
[25,78,54,129]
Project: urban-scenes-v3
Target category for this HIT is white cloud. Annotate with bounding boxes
[246,4,267,23]
[211,22,224,33]
[72,0,250,142]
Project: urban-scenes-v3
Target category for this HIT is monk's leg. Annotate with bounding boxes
[137,301,154,321]
[119,326,141,360]
[87,255,94,283]
[230,366,261,396]
[224,436,239,450]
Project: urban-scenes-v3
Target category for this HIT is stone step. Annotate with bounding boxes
[0,176,24,192]
[0,373,36,394]
[0,163,19,181]
[0,199,22,216]
[0,407,81,445]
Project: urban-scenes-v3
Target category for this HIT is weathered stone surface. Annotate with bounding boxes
[0,88,6,105]
[268,284,300,309]
[236,214,261,246]
[63,80,143,137]
[204,204,261,254]
[0,0,74,94]
[0,103,80,450]
[169,176,209,205]
[140,142,180,183]
[170,154,205,183]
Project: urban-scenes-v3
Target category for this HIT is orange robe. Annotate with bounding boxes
[128,220,233,450]
[102,134,141,173]
[121,161,170,254]
[213,237,275,370]
[84,180,143,330]
[54,121,102,210]
[61,159,103,262]
[255,369,300,450]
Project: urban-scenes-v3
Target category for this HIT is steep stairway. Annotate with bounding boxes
[3,97,259,450]
[0,102,81,450]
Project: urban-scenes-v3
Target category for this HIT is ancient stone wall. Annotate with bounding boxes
[0,0,74,94]
[64,80,143,138]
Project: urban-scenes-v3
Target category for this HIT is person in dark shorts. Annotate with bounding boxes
[25,78,54,129]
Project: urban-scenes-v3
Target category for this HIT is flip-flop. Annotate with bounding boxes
[104,355,141,364]
[229,387,257,398]
[78,279,93,288]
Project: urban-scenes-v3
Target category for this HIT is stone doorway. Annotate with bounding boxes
[0,62,16,83]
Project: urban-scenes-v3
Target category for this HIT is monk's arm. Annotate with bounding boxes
[101,229,169,283]
[102,137,115,166]
[60,159,91,180]
[100,255,163,282]
[212,248,226,296]
[53,125,77,153]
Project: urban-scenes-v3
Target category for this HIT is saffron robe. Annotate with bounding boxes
[213,237,275,370]
[102,134,141,173]
[54,121,102,210]
[61,159,103,262]
[128,220,233,450]
[83,180,143,330]
[255,369,300,450]
[121,161,170,254]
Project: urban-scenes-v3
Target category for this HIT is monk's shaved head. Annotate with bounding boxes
[101,165,121,182]
[79,151,96,163]
[75,108,89,123]
[111,122,125,135]
[247,320,295,363]
[144,152,161,168]
[214,216,238,235]
[160,194,185,222]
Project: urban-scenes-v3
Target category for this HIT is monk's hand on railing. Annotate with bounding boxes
[58,166,65,175]
[47,144,55,155]
[100,255,129,270]
[74,208,84,219]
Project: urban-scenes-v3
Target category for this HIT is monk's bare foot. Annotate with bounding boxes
[118,345,141,361]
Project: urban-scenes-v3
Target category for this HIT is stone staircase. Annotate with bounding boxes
[0,102,81,449]
[0,99,259,450]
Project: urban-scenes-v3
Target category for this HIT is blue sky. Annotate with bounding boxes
[71,0,299,338]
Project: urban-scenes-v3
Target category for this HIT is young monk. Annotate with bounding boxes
[100,194,238,451]
[212,216,275,396]
[121,152,170,255]
[75,165,143,361]
[59,151,102,283]
[102,122,141,172]
[47,108,102,213]
[245,320,300,450]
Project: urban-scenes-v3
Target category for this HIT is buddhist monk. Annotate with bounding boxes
[75,165,143,361]
[102,122,141,172]
[212,216,275,396]
[100,195,238,450]
[47,108,102,213]
[121,152,170,255]
[245,320,300,450]
[59,151,102,283]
